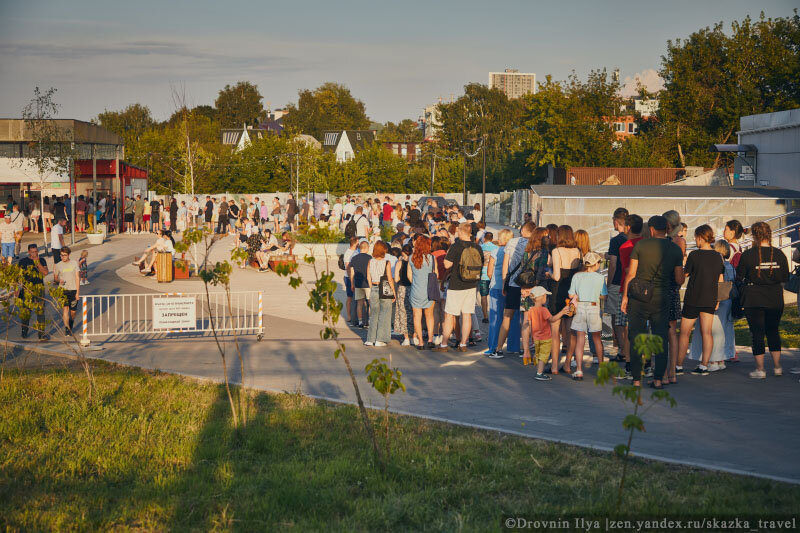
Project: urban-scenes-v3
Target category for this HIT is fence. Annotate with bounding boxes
[79,291,263,345]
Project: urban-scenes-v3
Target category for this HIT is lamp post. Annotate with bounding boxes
[481,133,487,220]
[462,145,467,206]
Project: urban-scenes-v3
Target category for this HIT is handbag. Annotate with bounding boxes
[717,281,733,301]
[379,274,394,299]
[786,266,800,294]
[427,272,442,301]
[627,277,654,303]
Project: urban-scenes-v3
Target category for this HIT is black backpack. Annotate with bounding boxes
[338,254,346,270]
[345,215,361,239]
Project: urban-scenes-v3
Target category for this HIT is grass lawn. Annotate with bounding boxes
[2,360,799,531]
[735,304,800,349]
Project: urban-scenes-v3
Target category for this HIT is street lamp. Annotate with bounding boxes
[481,133,487,220]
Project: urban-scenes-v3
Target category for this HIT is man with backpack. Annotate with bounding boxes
[345,206,370,240]
[433,223,484,353]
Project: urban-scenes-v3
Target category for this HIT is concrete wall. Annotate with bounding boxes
[739,109,800,191]
[533,194,794,253]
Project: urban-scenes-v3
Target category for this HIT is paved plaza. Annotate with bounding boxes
[5,231,800,484]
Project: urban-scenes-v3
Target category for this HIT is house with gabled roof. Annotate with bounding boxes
[321,130,375,162]
[220,124,267,152]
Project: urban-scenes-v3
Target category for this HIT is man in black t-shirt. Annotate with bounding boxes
[433,223,483,352]
[150,198,161,232]
[606,207,628,360]
[347,241,372,327]
[621,215,684,386]
[204,196,214,230]
[18,244,50,340]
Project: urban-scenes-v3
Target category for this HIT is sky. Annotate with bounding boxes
[0,0,797,125]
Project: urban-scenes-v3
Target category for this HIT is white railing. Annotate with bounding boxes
[80,291,263,345]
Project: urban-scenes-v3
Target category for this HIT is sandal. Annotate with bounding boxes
[572,371,583,381]
[648,381,664,390]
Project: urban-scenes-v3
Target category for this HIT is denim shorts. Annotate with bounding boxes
[344,276,354,298]
[1,242,14,258]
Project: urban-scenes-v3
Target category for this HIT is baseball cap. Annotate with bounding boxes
[583,251,602,266]
[531,286,551,299]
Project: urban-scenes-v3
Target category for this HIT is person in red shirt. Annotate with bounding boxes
[525,284,569,381]
[382,196,394,227]
[616,214,644,375]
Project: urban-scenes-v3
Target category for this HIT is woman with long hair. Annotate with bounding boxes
[574,229,590,258]
[408,235,438,348]
[365,241,396,346]
[724,219,746,268]
[688,239,737,370]
[550,225,581,374]
[518,227,550,362]
[485,229,515,355]
[737,221,789,378]
[271,197,282,233]
[662,210,686,383]
[392,245,413,346]
[676,224,725,380]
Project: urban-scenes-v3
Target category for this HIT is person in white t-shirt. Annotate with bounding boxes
[51,217,67,264]
[53,246,80,335]
[354,206,370,238]
[342,236,359,322]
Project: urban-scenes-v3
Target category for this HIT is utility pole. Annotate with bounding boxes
[429,146,436,196]
[481,133,487,219]
[462,145,467,206]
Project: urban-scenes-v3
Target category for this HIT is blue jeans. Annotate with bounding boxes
[367,289,392,343]
[488,288,521,352]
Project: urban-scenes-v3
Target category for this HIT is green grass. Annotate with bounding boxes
[1,362,798,531]
[735,304,800,349]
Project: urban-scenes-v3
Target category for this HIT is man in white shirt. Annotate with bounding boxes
[53,246,80,335]
[354,206,370,238]
[342,198,356,222]
[51,217,67,264]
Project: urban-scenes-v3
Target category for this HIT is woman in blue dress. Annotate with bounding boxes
[485,229,520,355]
[408,235,439,349]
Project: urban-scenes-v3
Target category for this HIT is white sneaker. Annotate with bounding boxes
[717,362,726,371]
[708,362,720,372]
[413,337,420,346]
[374,341,387,347]
[749,369,766,379]
[364,341,374,346]
[401,339,410,346]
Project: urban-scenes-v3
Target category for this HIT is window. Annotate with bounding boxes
[401,146,407,157]
[614,123,625,132]
[356,133,361,140]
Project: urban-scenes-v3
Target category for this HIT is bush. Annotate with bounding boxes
[293,224,346,244]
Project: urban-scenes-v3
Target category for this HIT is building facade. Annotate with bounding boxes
[489,69,536,99]
[737,109,800,190]
[321,130,375,162]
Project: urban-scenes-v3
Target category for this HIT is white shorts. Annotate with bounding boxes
[444,287,477,316]
[355,287,370,301]
[571,303,603,332]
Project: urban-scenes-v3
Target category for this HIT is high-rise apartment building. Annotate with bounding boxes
[489,69,536,99]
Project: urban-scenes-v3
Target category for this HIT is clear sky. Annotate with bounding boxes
[0,0,796,124]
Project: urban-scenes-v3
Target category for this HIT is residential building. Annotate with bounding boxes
[422,104,441,141]
[221,125,267,152]
[383,141,423,162]
[606,115,638,139]
[633,97,659,118]
[321,130,375,162]
[489,69,536,99]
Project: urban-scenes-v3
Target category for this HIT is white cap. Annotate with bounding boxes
[531,286,551,299]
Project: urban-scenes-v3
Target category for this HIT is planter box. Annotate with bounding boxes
[173,262,191,279]
[292,242,349,260]
[86,232,104,245]
[268,254,298,273]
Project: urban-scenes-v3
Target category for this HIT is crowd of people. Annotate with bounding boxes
[336,202,796,385]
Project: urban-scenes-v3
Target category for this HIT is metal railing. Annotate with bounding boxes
[80,291,263,345]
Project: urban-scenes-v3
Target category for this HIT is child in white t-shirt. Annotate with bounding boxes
[567,251,607,380]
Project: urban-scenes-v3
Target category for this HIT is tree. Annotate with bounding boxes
[378,119,423,142]
[283,82,370,141]
[214,81,265,128]
[18,87,75,251]
[659,12,800,167]
[95,103,156,168]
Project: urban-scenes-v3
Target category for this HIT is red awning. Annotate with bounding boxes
[75,159,147,179]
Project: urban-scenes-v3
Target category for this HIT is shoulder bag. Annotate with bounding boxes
[627,277,654,303]
[786,265,800,294]
[717,281,733,301]
[427,257,442,300]
[379,274,394,299]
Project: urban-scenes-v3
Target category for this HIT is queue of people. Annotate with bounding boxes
[337,202,796,386]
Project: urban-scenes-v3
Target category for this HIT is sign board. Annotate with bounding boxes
[741,165,753,174]
[739,173,755,180]
[152,297,196,330]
